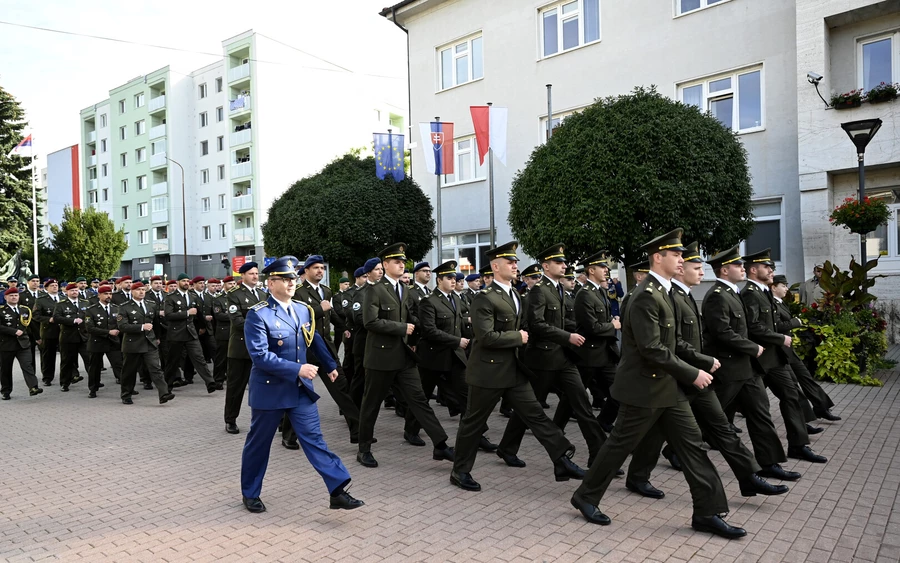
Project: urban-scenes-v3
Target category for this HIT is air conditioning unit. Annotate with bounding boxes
[241,58,249,65]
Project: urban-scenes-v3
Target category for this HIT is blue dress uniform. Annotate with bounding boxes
[239,292,352,503]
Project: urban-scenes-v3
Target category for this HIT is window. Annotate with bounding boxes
[215,77,223,93]
[119,126,127,140]
[100,139,107,153]
[124,232,130,245]
[122,206,129,220]
[539,109,579,142]
[101,164,108,177]
[217,136,224,152]
[202,226,211,240]
[88,167,97,180]
[201,169,210,184]
[136,148,146,163]
[440,232,492,273]
[135,120,145,136]
[102,188,108,201]
[138,202,148,217]
[121,179,128,194]
[438,34,483,90]
[152,196,168,212]
[218,194,226,209]
[139,230,149,245]
[200,254,212,261]
[540,0,601,58]
[199,83,208,99]
[200,112,208,127]
[676,0,728,17]
[216,106,224,122]
[202,197,211,212]
[120,153,127,167]
[137,175,147,190]
[200,141,209,156]
[679,66,764,133]
[859,35,895,91]
[443,137,487,186]
[139,257,151,264]
[118,99,126,114]
[219,223,227,238]
[134,92,145,108]
[88,191,98,204]
[217,164,225,180]
[154,226,167,240]
[742,200,782,262]
[100,114,107,128]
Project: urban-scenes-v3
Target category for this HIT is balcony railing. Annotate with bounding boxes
[148,95,166,112]
[86,131,97,144]
[152,210,168,224]
[232,194,253,211]
[150,152,167,169]
[149,124,166,140]
[231,160,252,178]
[89,178,98,191]
[230,128,251,146]
[229,95,251,113]
[233,227,255,244]
[89,155,97,166]
[153,239,169,252]
[151,181,167,196]
[228,63,250,83]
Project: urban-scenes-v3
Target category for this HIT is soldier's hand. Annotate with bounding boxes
[108,329,120,336]
[710,358,721,372]
[344,330,351,339]
[49,318,54,323]
[756,345,764,357]
[159,311,165,317]
[406,323,415,335]
[142,323,154,331]
[187,307,198,316]
[694,370,713,389]
[15,329,23,337]
[568,333,586,347]
[612,318,622,330]
[459,337,470,349]
[783,335,793,347]
[321,300,332,312]
[205,315,213,321]
[36,339,42,345]
[327,370,338,382]
[74,318,83,325]
[199,329,206,335]
[519,330,529,344]
[299,364,318,380]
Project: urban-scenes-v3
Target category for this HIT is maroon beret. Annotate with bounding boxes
[97,285,113,294]
[4,287,19,296]
[130,281,145,290]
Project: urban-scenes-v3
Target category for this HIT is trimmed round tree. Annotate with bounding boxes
[509,86,755,266]
[262,153,434,273]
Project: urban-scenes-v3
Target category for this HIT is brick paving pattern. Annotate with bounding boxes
[1,355,899,562]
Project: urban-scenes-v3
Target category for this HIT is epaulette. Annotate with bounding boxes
[714,288,721,293]
[644,287,653,293]
[745,284,755,291]
[251,301,267,311]
[227,286,238,293]
[422,294,431,299]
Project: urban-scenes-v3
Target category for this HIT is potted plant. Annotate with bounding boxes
[865,82,899,104]
[831,89,863,109]
[829,196,890,234]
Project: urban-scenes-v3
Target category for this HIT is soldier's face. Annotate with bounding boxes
[400,273,411,285]
[123,281,132,291]
[132,288,146,300]
[590,265,608,283]
[151,281,163,291]
[242,268,259,286]
[384,258,404,279]
[543,260,566,279]
[772,283,788,299]
[339,282,350,291]
[482,274,493,286]
[194,281,206,292]
[655,250,683,278]
[368,263,384,282]
[268,276,296,300]
[178,280,190,291]
[491,258,517,283]
[46,283,58,294]
[224,281,236,291]
[562,278,575,290]
[98,292,112,304]
[437,274,456,293]
[28,279,39,290]
[6,293,18,305]
[415,268,431,284]
[91,282,99,288]
[307,263,325,283]
[722,263,745,284]
[77,282,87,290]
[680,262,704,287]
[467,280,481,290]
[66,288,79,299]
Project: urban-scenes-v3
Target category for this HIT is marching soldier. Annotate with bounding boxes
[116,282,174,405]
[463,274,481,303]
[478,264,494,288]
[147,275,169,376]
[191,276,217,365]
[411,262,431,300]
[0,287,43,400]
[211,276,236,385]
[75,276,90,300]
[33,278,62,386]
[19,274,42,369]
[84,285,124,398]
[340,268,367,379]
[619,260,649,314]
[332,276,351,355]
[224,262,265,434]
[163,274,219,393]
[111,276,133,305]
[54,282,89,392]
[348,259,381,409]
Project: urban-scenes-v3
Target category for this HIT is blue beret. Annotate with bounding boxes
[413,261,429,273]
[465,274,480,282]
[455,273,465,281]
[304,255,324,269]
[363,257,381,274]
[238,261,258,274]
[354,267,366,278]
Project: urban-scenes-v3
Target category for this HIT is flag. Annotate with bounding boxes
[373,132,405,182]
[470,106,508,165]
[418,122,454,175]
[7,134,33,157]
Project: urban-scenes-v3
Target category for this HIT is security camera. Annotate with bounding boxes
[807,72,823,84]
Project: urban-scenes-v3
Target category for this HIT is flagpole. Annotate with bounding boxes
[435,116,443,263]
[387,128,393,177]
[31,139,39,276]
[486,102,496,249]
[546,84,553,140]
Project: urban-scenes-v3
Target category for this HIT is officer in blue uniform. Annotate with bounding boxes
[240,256,364,514]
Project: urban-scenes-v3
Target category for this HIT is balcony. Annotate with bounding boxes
[152,210,168,224]
[148,95,166,113]
[230,128,251,146]
[89,178,98,191]
[151,181,167,196]
[228,62,250,83]
[153,239,169,253]
[86,131,97,144]
[149,124,166,140]
[233,227,255,244]
[229,95,251,114]
[232,194,253,211]
[231,160,252,178]
[89,155,97,166]
[150,152,167,169]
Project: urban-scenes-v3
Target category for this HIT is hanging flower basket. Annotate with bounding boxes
[865,82,899,104]
[831,89,863,109]
[829,196,890,234]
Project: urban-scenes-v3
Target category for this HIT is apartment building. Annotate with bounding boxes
[79,30,405,279]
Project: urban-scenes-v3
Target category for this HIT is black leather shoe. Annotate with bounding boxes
[61,385,69,392]
[662,447,683,471]
[122,398,133,404]
[757,463,801,481]
[88,391,97,398]
[144,383,153,390]
[554,455,586,481]
[806,424,824,435]
[114,379,120,384]
[625,480,665,499]
[616,468,624,477]
[329,491,364,510]
[357,451,378,468]
[788,445,827,463]
[395,405,407,418]
[570,493,611,525]
[207,383,217,393]
[98,383,105,388]
[72,375,84,384]
[281,439,300,450]
[539,399,550,409]
[226,422,239,434]
[42,380,53,386]
[172,379,186,388]
[30,387,43,396]
[242,496,266,513]
[1,393,9,400]
[215,382,224,390]
[404,432,426,447]
[497,450,526,468]
[450,471,482,491]
[739,474,789,497]
[131,390,139,395]
[730,423,743,434]
[499,406,513,418]
[815,408,841,421]
[691,515,746,539]
[433,446,455,462]
[159,393,175,404]
[478,435,498,452]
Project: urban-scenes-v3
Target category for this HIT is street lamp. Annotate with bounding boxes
[166,157,188,273]
[840,118,882,272]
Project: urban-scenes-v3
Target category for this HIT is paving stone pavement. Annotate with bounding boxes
[1,355,899,563]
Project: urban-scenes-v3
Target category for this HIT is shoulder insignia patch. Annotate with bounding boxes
[250,302,267,311]
[352,302,361,311]
[227,286,238,293]
[228,304,238,313]
[341,300,348,307]
[645,287,653,293]
[116,314,123,321]
[714,289,721,293]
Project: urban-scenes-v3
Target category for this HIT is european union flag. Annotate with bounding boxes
[374,132,405,182]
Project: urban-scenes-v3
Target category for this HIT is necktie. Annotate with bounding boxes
[509,288,519,313]
[317,286,324,300]
[448,293,456,312]
[105,305,110,317]
[558,283,564,301]
[251,288,258,302]
[183,292,190,307]
[688,292,699,316]
[141,302,147,315]
[12,306,18,315]
[396,283,402,301]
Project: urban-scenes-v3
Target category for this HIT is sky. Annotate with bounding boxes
[0,0,407,160]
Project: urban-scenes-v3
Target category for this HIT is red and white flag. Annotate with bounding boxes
[469,106,507,166]
[7,134,33,157]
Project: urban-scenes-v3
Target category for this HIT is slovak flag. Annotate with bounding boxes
[7,134,33,157]
[470,106,508,165]
[419,122,454,175]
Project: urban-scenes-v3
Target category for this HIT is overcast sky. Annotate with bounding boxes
[0,0,407,159]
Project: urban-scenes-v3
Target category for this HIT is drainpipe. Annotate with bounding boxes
[391,6,412,173]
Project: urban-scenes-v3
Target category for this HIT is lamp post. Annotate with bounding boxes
[840,119,882,277]
[166,157,188,273]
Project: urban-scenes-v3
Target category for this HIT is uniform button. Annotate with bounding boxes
[266,380,270,383]
[652,374,656,378]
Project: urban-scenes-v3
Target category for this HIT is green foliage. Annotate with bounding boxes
[508,86,754,264]
[50,207,128,281]
[817,258,882,308]
[829,196,890,234]
[262,153,434,272]
[0,85,36,264]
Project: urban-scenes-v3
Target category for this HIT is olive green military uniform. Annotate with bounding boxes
[84,301,124,393]
[0,302,40,395]
[163,289,216,390]
[33,292,61,385]
[117,299,171,401]
[773,297,835,414]
[54,297,90,389]
[211,291,231,385]
[224,283,265,425]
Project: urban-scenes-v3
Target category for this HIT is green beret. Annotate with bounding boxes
[339,277,350,283]
[75,276,87,283]
[177,273,191,281]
